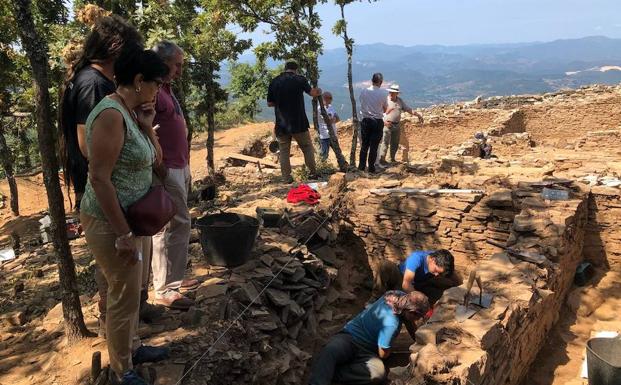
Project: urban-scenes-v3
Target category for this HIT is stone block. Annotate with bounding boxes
[415,324,442,345]
[486,189,514,208]
[460,318,506,350]
[1,311,27,327]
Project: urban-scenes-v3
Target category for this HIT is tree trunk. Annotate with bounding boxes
[206,62,215,175]
[12,0,92,343]
[0,128,19,216]
[308,68,322,154]
[17,123,33,170]
[317,97,348,171]
[339,4,360,166]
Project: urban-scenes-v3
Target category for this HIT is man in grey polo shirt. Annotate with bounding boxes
[358,73,388,173]
[378,84,423,165]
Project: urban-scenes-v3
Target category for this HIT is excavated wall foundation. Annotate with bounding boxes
[344,181,591,385]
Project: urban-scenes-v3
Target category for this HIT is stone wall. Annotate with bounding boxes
[574,129,621,151]
[347,187,521,273]
[345,182,590,385]
[487,110,526,136]
[583,186,621,271]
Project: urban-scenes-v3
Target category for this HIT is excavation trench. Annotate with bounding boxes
[340,178,596,385]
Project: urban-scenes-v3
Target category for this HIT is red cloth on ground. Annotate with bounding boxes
[287,184,321,205]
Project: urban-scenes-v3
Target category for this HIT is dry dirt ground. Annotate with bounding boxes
[1,86,621,385]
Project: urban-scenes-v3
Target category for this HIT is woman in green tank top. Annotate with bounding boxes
[80,43,170,385]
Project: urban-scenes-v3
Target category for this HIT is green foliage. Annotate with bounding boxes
[292,156,336,182]
[227,61,280,120]
[132,2,177,48]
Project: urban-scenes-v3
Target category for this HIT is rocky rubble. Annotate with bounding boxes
[166,180,353,385]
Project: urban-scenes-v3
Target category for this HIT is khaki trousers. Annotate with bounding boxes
[398,122,410,163]
[82,213,145,376]
[152,166,191,296]
[95,241,151,317]
[378,122,401,162]
[277,130,317,179]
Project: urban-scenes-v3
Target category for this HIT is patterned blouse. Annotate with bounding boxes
[80,97,155,220]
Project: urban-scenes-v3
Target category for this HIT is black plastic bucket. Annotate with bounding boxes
[587,337,621,385]
[195,213,260,267]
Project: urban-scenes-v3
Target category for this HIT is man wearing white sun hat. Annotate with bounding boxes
[378,84,423,166]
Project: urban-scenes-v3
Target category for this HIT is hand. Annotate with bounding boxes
[153,138,163,167]
[115,234,139,266]
[135,102,156,129]
[154,162,168,181]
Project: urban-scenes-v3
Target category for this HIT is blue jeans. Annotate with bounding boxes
[320,138,331,160]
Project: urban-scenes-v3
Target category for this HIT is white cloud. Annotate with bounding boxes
[594,25,604,31]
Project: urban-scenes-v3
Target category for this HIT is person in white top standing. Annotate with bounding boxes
[358,73,388,173]
[317,92,340,160]
[378,84,423,166]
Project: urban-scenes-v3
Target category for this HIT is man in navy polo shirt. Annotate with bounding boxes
[373,249,455,303]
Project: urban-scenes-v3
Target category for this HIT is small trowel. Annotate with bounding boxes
[455,271,493,322]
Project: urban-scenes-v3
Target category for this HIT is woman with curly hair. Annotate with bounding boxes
[309,290,430,385]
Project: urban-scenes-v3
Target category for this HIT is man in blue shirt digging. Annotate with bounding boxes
[373,249,455,303]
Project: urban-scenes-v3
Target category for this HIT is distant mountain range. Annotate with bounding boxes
[232,36,621,120]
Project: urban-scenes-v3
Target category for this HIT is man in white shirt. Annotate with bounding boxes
[378,84,423,165]
[358,73,388,173]
[317,92,340,160]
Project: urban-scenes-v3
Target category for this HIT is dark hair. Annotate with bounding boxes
[114,43,169,86]
[384,291,429,318]
[372,72,383,84]
[59,15,143,194]
[430,249,454,276]
[285,60,299,71]
[65,15,143,82]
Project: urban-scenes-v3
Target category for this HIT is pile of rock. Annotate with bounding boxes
[476,84,620,110]
[179,206,344,385]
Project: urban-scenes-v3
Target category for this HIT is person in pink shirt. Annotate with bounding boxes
[151,41,198,309]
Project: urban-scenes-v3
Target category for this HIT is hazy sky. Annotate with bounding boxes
[240,0,621,49]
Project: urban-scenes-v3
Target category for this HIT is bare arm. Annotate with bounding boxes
[402,269,416,293]
[378,347,391,359]
[308,87,322,97]
[404,100,424,123]
[409,109,424,123]
[88,109,138,264]
[77,124,88,158]
[89,110,132,235]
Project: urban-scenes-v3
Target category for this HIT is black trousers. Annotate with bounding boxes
[358,118,384,172]
[308,332,387,385]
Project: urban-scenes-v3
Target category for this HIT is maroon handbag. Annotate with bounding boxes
[126,185,177,236]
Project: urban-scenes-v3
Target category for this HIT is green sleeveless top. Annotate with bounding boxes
[80,97,155,220]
